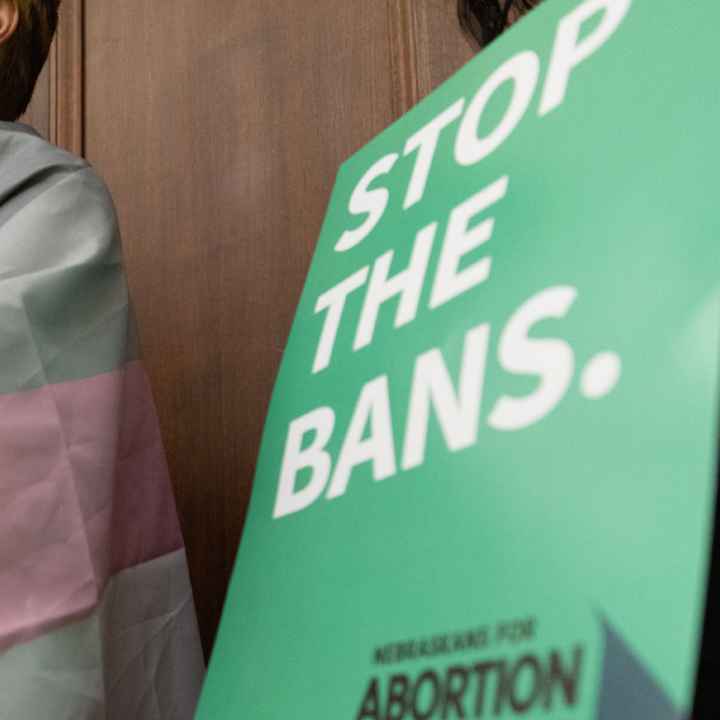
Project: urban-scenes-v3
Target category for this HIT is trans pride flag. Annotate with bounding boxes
[0,122,204,718]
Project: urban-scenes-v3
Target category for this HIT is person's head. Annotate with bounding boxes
[0,0,59,122]
[458,0,542,48]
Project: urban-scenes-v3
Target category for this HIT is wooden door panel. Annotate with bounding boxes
[84,0,404,655]
[21,0,83,153]
[27,0,477,656]
[21,62,51,138]
[27,0,473,650]
[414,0,477,97]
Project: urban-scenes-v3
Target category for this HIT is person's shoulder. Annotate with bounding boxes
[0,122,118,233]
[0,124,121,271]
[0,122,84,190]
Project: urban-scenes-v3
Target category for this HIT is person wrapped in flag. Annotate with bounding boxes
[0,1,204,717]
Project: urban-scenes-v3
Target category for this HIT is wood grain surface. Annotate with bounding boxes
[21,61,50,138]
[21,0,83,151]
[414,0,477,98]
[25,0,474,657]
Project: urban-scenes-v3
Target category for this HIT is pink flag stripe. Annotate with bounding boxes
[0,361,184,650]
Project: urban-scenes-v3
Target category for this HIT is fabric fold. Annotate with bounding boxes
[1,121,204,718]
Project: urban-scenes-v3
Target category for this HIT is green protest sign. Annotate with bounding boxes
[197,0,719,717]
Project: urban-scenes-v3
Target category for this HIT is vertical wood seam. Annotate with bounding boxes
[50,0,85,156]
[387,0,421,119]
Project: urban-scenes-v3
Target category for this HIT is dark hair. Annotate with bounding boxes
[0,0,59,121]
[458,0,540,48]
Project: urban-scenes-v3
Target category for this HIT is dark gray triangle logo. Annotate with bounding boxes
[597,622,685,720]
